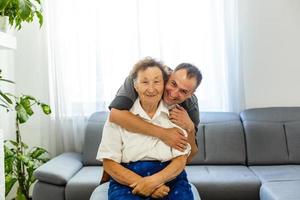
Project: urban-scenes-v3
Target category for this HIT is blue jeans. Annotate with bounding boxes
[108,161,193,200]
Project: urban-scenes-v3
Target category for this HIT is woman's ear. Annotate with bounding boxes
[133,81,138,91]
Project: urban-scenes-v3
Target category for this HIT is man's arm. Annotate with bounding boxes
[110,108,188,151]
[169,104,199,163]
[186,127,198,163]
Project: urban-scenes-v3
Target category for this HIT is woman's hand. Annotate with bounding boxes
[130,176,161,197]
[151,184,170,199]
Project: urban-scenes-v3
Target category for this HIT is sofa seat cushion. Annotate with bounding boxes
[65,166,103,200]
[250,165,300,183]
[260,180,300,200]
[89,182,109,200]
[186,165,261,200]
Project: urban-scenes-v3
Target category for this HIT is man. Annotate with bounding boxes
[109,62,202,162]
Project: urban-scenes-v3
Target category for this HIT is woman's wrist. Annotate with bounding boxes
[151,173,166,186]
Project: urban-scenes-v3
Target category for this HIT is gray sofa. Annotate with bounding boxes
[33,107,300,200]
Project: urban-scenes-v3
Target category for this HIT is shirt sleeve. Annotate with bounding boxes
[108,75,138,110]
[171,129,191,158]
[180,95,200,147]
[96,120,123,163]
[183,94,200,128]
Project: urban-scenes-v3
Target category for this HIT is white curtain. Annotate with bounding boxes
[44,0,244,154]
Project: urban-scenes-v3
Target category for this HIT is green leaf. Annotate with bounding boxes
[5,174,17,196]
[0,0,6,10]
[41,103,51,114]
[0,103,9,109]
[30,147,48,159]
[21,142,29,149]
[0,97,10,108]
[24,95,36,101]
[19,154,30,165]
[26,160,35,169]
[4,143,15,154]
[4,145,15,174]
[0,78,15,84]
[8,140,18,147]
[34,0,41,5]
[16,187,27,200]
[16,103,29,123]
[20,97,34,116]
[19,0,31,20]
[8,140,29,149]
[0,91,13,104]
[26,167,35,186]
[30,176,36,184]
[5,92,18,99]
[35,10,43,27]
[8,15,14,26]
[5,156,14,174]
[35,157,49,163]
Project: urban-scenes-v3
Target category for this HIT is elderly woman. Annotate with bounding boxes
[97,58,193,200]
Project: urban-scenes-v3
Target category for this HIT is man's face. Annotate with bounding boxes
[163,69,197,106]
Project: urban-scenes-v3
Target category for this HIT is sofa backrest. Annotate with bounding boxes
[189,112,246,165]
[82,112,108,166]
[240,107,300,165]
[83,111,247,166]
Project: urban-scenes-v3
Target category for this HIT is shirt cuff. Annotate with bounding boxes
[108,96,134,110]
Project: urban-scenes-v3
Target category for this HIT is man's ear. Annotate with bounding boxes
[187,90,195,99]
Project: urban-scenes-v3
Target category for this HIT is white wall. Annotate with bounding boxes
[0,47,15,140]
[14,21,50,149]
[239,0,300,108]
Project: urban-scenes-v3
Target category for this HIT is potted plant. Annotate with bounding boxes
[0,0,43,30]
[1,70,51,200]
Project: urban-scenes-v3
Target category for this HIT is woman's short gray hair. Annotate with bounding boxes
[130,57,168,83]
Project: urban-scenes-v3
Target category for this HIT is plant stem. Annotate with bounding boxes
[16,116,29,199]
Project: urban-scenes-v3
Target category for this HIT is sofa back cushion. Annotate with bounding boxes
[240,107,300,165]
[83,111,246,166]
[189,112,246,165]
[285,122,300,163]
[82,112,108,166]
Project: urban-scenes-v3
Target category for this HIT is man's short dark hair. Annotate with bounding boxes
[174,63,202,89]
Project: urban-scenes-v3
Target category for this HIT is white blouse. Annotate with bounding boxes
[96,99,191,163]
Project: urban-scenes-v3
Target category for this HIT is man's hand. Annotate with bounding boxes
[151,184,170,199]
[169,105,194,132]
[130,176,161,197]
[159,127,188,152]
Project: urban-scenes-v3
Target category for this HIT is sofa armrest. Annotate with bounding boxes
[34,152,83,186]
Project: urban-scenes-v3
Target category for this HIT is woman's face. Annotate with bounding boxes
[134,67,165,106]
